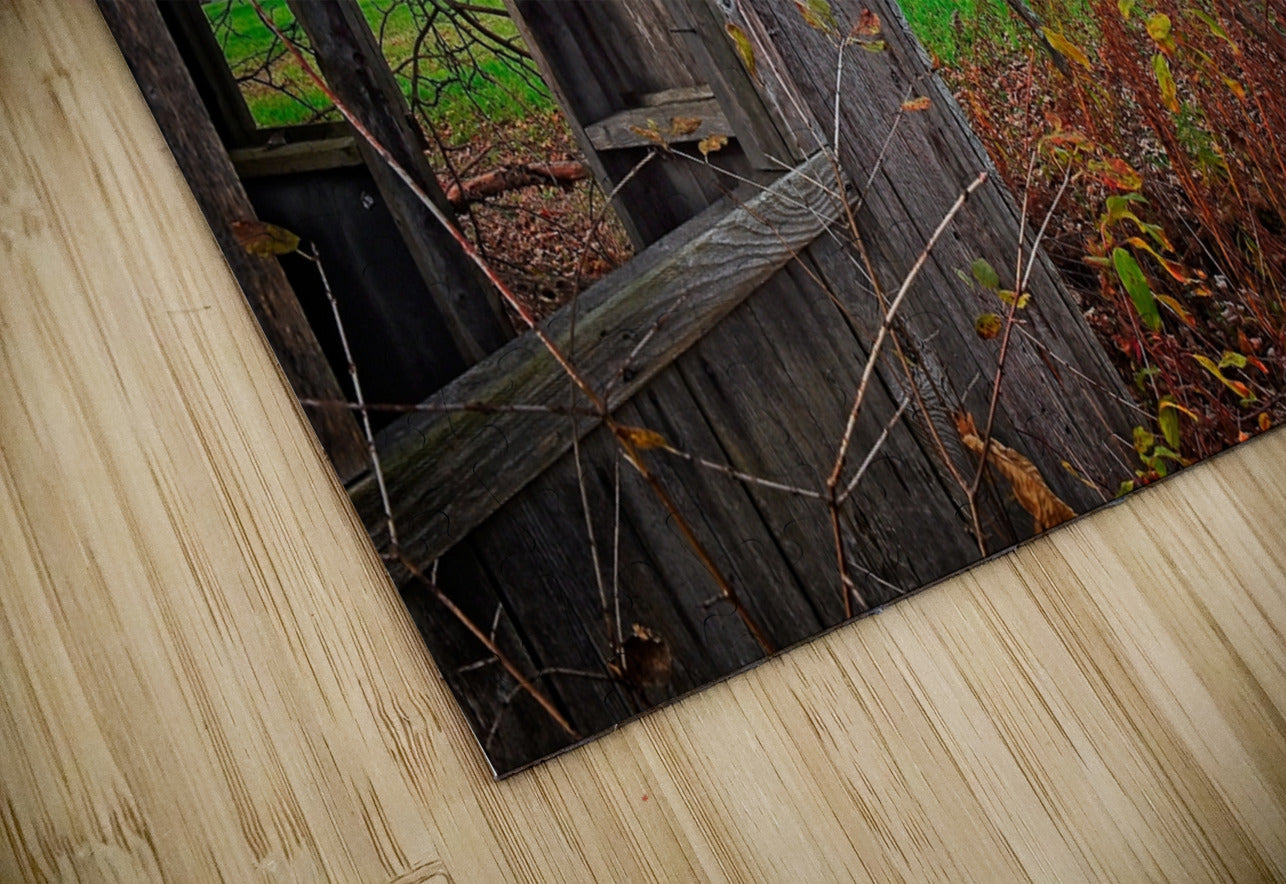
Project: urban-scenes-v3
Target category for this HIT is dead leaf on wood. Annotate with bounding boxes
[669,115,702,137]
[617,623,672,688]
[628,120,668,149]
[698,133,729,157]
[615,425,674,452]
[955,412,1076,532]
[231,219,300,256]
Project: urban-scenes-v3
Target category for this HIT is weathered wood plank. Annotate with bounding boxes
[506,0,764,247]
[230,136,362,178]
[584,97,730,151]
[350,152,843,577]
[737,0,1136,533]
[288,0,513,365]
[158,1,259,148]
[96,0,369,482]
[672,246,980,613]
[664,0,810,169]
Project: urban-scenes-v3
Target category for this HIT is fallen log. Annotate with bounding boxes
[443,160,589,207]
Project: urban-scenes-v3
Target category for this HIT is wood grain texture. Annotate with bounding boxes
[2,1,1285,880]
[584,96,730,151]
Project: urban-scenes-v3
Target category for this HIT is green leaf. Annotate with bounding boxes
[1158,396,1181,449]
[1113,247,1161,331]
[1193,9,1238,53]
[1118,0,1136,18]
[1146,14,1174,52]
[970,257,1000,291]
[1152,53,1179,112]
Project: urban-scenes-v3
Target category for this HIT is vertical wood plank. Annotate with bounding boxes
[288,0,514,364]
[738,0,1137,524]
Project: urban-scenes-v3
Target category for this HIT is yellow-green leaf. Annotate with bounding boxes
[975,312,1003,340]
[1152,53,1179,112]
[232,219,300,256]
[998,289,1032,309]
[1193,354,1256,402]
[1146,13,1175,53]
[1158,396,1181,449]
[1218,350,1248,370]
[795,0,837,34]
[1042,28,1092,69]
[726,23,757,80]
[1155,294,1195,327]
[1133,425,1155,454]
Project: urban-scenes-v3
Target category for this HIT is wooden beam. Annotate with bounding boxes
[584,96,731,151]
[664,0,810,169]
[287,0,513,365]
[97,0,369,482]
[230,136,363,178]
[158,0,260,148]
[349,151,842,575]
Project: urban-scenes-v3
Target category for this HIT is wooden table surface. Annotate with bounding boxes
[2,2,1283,880]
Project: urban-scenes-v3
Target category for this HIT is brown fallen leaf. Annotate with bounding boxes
[955,412,1076,532]
[614,623,672,689]
[231,219,300,257]
[698,133,729,158]
[669,115,702,137]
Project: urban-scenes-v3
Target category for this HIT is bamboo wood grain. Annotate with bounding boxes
[2,2,1285,881]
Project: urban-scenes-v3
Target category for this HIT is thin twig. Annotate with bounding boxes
[837,394,912,504]
[828,172,990,491]
[617,438,776,654]
[301,246,399,554]
[401,556,580,739]
[661,448,825,500]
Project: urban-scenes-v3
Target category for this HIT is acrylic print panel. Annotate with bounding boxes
[105,0,1285,775]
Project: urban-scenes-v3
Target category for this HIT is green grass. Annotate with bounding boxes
[202,0,550,134]
[896,0,1093,66]
[896,0,1023,64]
